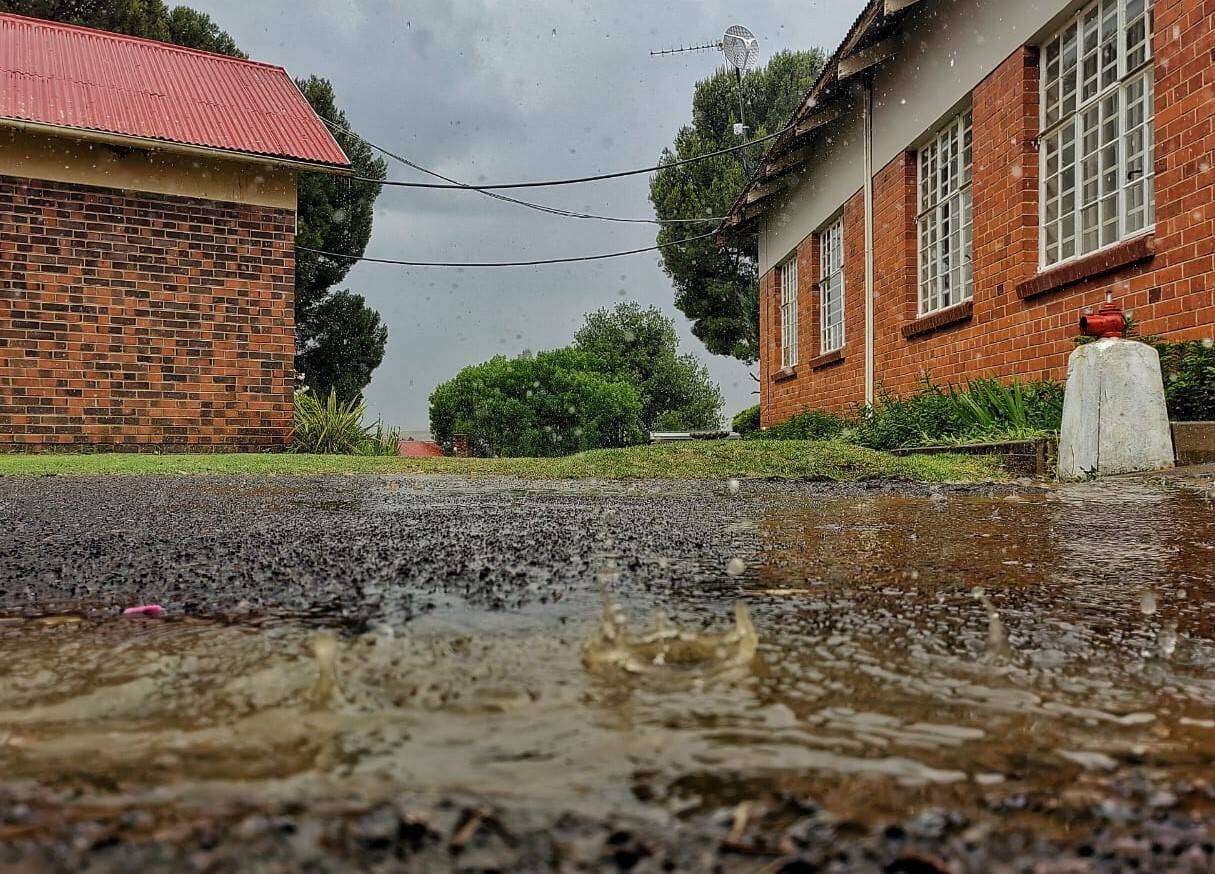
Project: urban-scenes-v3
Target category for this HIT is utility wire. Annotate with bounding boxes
[298,230,715,269]
[325,117,791,190]
[321,117,724,225]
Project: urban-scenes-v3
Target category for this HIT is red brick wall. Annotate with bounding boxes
[0,175,296,450]
[760,190,866,426]
[760,7,1215,426]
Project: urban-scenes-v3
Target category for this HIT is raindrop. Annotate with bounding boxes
[1139,591,1157,615]
[1154,623,1178,659]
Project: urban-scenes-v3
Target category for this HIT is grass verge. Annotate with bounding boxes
[0,441,1003,482]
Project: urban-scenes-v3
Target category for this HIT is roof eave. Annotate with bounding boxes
[0,116,354,175]
[716,0,926,242]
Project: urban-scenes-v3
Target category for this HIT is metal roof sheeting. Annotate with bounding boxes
[0,13,350,168]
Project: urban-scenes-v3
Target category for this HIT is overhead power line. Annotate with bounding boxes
[322,117,724,225]
[327,118,791,190]
[298,230,715,269]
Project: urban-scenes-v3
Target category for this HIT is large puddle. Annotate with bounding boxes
[2,476,1214,844]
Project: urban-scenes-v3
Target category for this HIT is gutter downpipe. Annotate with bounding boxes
[862,78,876,407]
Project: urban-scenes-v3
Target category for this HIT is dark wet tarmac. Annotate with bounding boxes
[0,471,1213,872]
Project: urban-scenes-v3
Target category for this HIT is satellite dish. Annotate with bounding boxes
[721,25,759,72]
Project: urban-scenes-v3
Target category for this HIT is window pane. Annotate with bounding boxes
[962,113,973,184]
[780,258,798,368]
[1061,23,1079,117]
[961,188,973,301]
[917,109,974,314]
[1100,0,1118,88]
[1101,194,1119,246]
[819,219,845,353]
[1126,0,1149,69]
[1122,70,1154,235]
[1045,37,1062,126]
[1081,5,1100,101]
[1040,0,1155,267]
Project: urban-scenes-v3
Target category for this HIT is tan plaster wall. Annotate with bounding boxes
[0,126,297,209]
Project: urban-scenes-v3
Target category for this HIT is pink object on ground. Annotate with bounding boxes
[123,605,166,617]
[398,440,445,458]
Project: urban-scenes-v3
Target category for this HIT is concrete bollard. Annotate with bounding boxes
[1057,338,1174,481]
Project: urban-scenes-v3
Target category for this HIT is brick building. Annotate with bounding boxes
[0,14,350,450]
[720,0,1214,427]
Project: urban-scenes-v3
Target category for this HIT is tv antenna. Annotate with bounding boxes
[652,25,761,172]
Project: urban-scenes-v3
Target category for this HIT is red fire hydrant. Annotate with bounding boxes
[1079,294,1127,339]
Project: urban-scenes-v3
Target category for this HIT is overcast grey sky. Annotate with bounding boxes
[194,0,865,429]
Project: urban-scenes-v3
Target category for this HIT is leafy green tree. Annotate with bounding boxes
[292,76,388,400]
[573,302,722,431]
[650,49,825,362]
[164,5,244,56]
[297,290,388,404]
[429,349,646,457]
[293,78,386,321]
[0,1,245,56]
[4,4,390,401]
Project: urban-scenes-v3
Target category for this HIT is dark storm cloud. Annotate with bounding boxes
[195,0,864,428]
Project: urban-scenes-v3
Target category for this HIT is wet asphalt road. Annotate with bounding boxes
[2,472,1214,873]
[0,474,984,625]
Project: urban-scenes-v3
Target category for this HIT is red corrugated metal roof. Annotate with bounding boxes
[0,13,350,168]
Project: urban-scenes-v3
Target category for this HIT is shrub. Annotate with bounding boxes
[573,303,723,431]
[732,405,761,436]
[1152,339,1215,421]
[754,377,1064,450]
[852,383,967,450]
[758,408,848,441]
[293,388,401,455]
[429,349,646,457]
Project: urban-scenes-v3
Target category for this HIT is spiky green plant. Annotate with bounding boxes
[292,388,401,455]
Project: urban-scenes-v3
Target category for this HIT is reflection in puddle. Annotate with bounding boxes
[1,484,1214,841]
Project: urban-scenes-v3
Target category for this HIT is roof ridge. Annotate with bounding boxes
[0,12,287,74]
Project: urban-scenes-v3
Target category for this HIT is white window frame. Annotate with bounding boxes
[1039,0,1155,269]
[818,216,845,354]
[778,256,798,369]
[917,110,974,317]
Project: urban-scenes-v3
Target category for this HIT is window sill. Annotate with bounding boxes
[772,365,798,383]
[901,300,974,339]
[809,348,845,370]
[1017,234,1155,300]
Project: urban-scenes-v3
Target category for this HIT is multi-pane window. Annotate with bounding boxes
[819,218,844,354]
[779,257,798,368]
[917,111,974,315]
[1041,0,1154,267]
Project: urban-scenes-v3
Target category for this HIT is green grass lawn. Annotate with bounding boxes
[0,440,1003,482]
